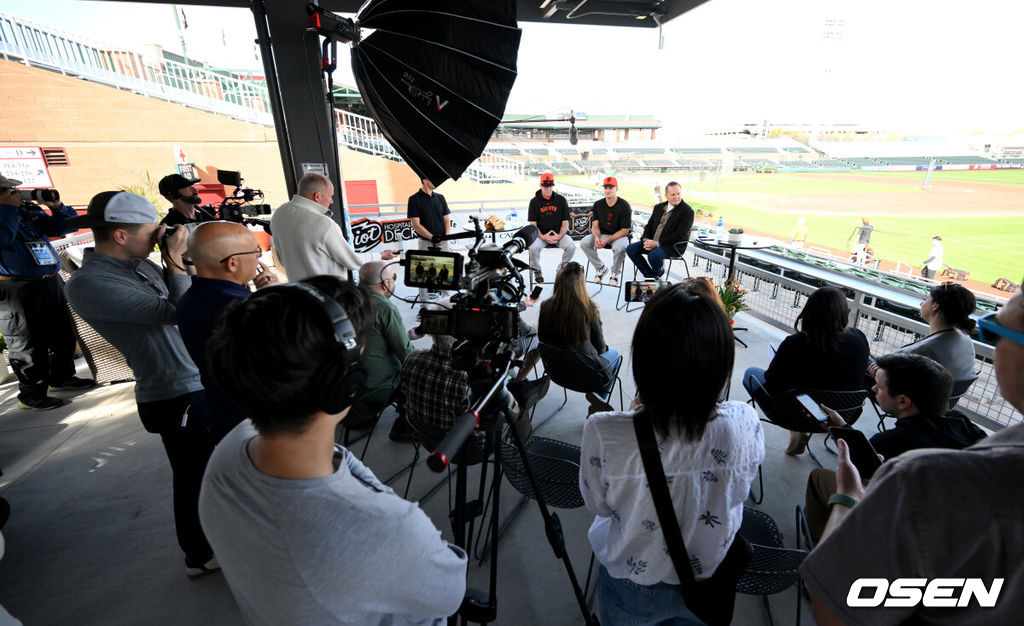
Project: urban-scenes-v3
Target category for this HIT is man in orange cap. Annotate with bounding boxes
[580,176,631,287]
[526,172,574,283]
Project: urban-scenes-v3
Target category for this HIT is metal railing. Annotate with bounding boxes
[0,11,272,125]
[336,109,525,183]
[682,244,1018,431]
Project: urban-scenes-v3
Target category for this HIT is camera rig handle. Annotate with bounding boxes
[427,359,512,472]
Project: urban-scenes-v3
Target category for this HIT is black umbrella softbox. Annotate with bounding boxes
[351,0,521,185]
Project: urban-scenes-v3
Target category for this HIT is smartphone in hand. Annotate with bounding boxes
[796,393,829,423]
[829,426,883,480]
[530,286,543,300]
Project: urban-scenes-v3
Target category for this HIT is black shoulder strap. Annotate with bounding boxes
[633,410,697,587]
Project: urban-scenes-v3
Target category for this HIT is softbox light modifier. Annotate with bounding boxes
[337,0,521,186]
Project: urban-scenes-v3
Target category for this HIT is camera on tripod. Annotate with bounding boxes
[404,218,537,345]
[198,169,272,230]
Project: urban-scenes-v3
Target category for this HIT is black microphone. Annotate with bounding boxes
[501,224,538,258]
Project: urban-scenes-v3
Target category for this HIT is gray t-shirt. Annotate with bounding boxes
[198,421,467,625]
[897,329,977,381]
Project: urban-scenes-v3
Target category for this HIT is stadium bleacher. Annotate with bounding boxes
[843,157,881,167]
[873,157,936,166]
[671,147,722,154]
[1000,158,1024,165]
[741,159,779,169]
[937,155,997,164]
[491,147,522,155]
[642,159,677,168]
[779,159,816,167]
[812,159,850,168]
[591,148,608,155]
[526,148,550,155]
[555,147,580,155]
[728,147,780,154]
[783,146,812,153]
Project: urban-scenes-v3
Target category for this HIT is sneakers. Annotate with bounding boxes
[49,376,97,391]
[534,270,544,284]
[609,276,620,288]
[19,395,64,411]
[186,556,221,579]
[594,266,609,284]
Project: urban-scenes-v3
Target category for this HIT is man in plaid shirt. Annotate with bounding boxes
[401,333,485,456]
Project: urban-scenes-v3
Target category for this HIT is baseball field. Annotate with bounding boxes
[564,169,1024,288]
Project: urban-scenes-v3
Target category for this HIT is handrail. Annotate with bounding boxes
[0,11,272,125]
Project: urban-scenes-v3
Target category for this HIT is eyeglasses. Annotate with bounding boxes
[603,185,615,189]
[977,311,1024,347]
[219,246,263,264]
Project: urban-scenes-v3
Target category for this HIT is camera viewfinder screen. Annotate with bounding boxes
[405,251,463,290]
[625,280,669,303]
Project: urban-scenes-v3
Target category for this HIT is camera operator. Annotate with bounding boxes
[177,221,278,445]
[407,178,450,302]
[158,174,206,228]
[0,175,94,411]
[199,277,467,625]
[65,191,216,578]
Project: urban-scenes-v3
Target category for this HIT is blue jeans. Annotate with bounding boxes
[598,565,705,625]
[598,348,621,398]
[626,241,670,279]
[741,366,774,409]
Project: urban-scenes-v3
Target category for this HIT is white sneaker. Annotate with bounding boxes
[186,556,221,579]
[609,276,619,288]
[594,266,608,284]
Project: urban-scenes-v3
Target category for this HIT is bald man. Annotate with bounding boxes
[177,222,279,443]
[270,173,395,281]
[347,260,417,432]
[802,291,1024,625]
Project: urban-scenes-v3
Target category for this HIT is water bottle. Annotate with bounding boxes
[507,209,518,224]
[716,216,724,239]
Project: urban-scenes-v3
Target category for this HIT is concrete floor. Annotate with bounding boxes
[0,253,867,625]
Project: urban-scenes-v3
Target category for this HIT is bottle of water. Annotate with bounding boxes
[716,216,724,239]
[507,209,518,224]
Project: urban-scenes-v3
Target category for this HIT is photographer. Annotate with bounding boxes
[199,277,467,625]
[0,175,94,411]
[158,173,206,228]
[177,221,278,445]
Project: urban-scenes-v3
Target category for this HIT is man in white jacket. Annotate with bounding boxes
[921,235,944,279]
[270,173,393,281]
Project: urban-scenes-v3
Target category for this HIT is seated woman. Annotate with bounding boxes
[869,282,977,382]
[742,286,870,455]
[538,262,621,410]
[580,284,765,625]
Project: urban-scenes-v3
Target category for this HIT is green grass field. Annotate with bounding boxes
[562,170,1024,285]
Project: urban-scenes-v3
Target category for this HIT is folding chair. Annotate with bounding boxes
[536,341,625,430]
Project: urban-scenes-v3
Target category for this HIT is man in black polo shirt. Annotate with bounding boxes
[580,176,631,287]
[526,172,574,284]
[407,178,450,301]
[158,173,207,229]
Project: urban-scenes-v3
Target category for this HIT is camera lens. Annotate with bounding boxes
[19,189,60,203]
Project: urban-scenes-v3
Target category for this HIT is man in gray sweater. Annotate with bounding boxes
[64,192,217,578]
[200,278,467,625]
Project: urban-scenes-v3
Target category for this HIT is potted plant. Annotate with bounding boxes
[727,227,744,244]
[716,280,749,324]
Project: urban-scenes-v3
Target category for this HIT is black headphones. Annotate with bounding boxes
[262,283,366,415]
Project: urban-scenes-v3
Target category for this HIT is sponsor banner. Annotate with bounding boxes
[349,215,470,253]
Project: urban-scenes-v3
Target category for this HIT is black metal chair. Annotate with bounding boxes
[536,341,624,429]
[745,379,868,502]
[335,389,407,461]
[873,372,979,432]
[737,507,809,626]
[616,240,691,312]
[583,232,633,295]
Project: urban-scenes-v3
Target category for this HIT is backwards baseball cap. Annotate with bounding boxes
[603,176,618,188]
[0,174,23,188]
[540,172,555,186]
[158,173,200,199]
[65,191,159,228]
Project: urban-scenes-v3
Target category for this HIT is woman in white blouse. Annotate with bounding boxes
[580,284,765,625]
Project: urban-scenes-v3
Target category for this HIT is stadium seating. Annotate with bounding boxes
[780,159,816,168]
[937,156,997,164]
[783,146,812,153]
[812,159,849,168]
[526,148,550,155]
[873,157,936,166]
[843,157,881,167]
[671,147,722,154]
[728,147,780,154]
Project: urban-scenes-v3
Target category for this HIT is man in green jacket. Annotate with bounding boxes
[350,261,417,430]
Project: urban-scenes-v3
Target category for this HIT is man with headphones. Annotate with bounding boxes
[158,173,207,229]
[199,276,468,625]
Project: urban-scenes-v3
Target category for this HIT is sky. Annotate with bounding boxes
[3,0,1023,137]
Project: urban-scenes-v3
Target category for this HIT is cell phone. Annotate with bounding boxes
[624,280,668,303]
[404,250,463,290]
[829,426,883,480]
[530,286,543,300]
[795,393,829,422]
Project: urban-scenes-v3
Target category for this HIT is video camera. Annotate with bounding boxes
[195,169,272,231]
[404,218,537,346]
